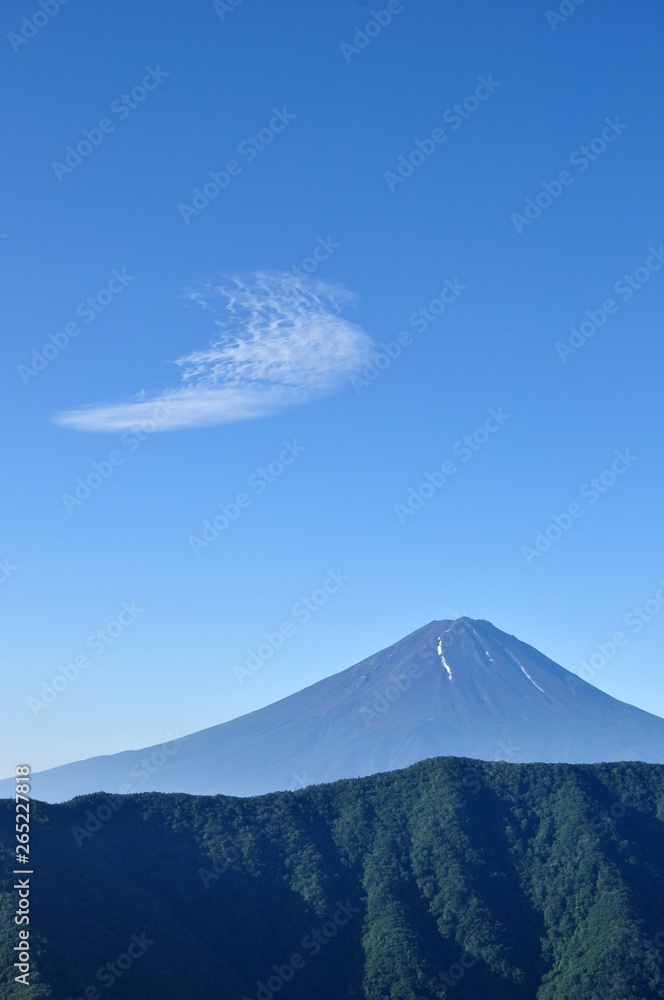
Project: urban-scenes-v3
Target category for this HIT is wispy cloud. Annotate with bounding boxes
[55,272,375,432]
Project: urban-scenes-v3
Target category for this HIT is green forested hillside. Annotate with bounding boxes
[2,757,664,999]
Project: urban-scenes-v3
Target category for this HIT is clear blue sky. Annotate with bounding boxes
[2,0,663,774]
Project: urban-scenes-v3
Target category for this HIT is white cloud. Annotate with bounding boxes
[55,272,375,432]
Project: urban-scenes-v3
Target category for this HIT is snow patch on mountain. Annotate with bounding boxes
[505,647,546,694]
[437,637,453,680]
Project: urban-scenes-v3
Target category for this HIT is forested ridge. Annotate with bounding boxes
[2,756,664,999]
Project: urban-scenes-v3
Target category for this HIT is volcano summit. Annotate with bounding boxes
[7,616,664,803]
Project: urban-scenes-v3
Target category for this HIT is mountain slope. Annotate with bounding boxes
[2,757,664,999]
[6,617,664,802]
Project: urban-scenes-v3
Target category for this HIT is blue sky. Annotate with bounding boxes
[2,0,663,774]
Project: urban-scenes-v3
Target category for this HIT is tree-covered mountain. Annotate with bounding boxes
[2,756,664,999]
[6,617,664,803]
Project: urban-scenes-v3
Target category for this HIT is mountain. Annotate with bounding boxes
[6,616,664,803]
[2,756,664,999]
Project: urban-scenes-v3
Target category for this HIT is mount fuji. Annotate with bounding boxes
[6,616,664,803]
